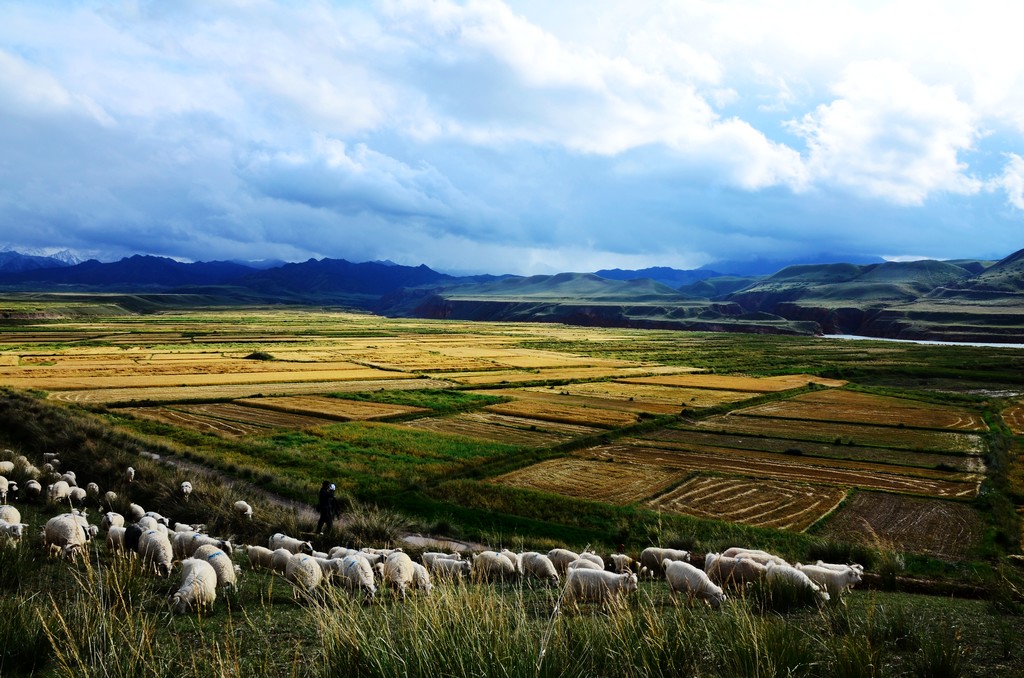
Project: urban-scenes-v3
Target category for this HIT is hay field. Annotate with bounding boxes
[816,491,987,561]
[1003,403,1024,435]
[440,365,697,386]
[646,475,847,531]
[113,406,269,438]
[523,381,755,408]
[235,396,429,421]
[399,412,601,447]
[491,457,683,504]
[479,387,681,415]
[738,389,988,431]
[483,399,639,429]
[620,373,847,392]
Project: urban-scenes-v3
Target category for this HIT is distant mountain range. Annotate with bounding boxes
[1,249,1021,342]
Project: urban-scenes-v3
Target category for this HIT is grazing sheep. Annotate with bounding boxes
[499,549,523,574]
[106,526,127,555]
[639,547,690,578]
[271,548,294,574]
[47,480,71,505]
[0,505,21,525]
[24,479,42,501]
[124,524,145,553]
[362,547,403,557]
[340,555,377,599]
[0,476,8,503]
[169,558,217,614]
[329,546,361,560]
[138,529,174,577]
[705,553,767,587]
[315,557,346,584]
[180,481,193,501]
[795,563,862,599]
[42,453,59,464]
[567,558,603,571]
[471,551,516,583]
[609,553,636,574]
[0,519,28,543]
[411,562,433,595]
[814,560,865,574]
[101,512,125,530]
[127,503,146,522]
[721,547,788,567]
[59,472,77,487]
[421,551,462,568]
[193,544,240,592]
[245,545,276,571]
[382,552,416,599]
[85,482,100,500]
[102,490,117,508]
[233,500,253,519]
[68,486,87,508]
[427,556,471,581]
[563,569,638,610]
[521,552,559,584]
[43,513,91,560]
[546,548,581,575]
[766,562,830,605]
[0,461,13,475]
[143,511,170,527]
[174,522,205,533]
[124,467,135,484]
[579,551,604,570]
[174,531,232,559]
[285,553,323,592]
[136,516,163,533]
[269,532,313,555]
[665,560,726,610]
[5,481,17,503]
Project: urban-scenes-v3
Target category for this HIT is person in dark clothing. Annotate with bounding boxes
[316,481,340,534]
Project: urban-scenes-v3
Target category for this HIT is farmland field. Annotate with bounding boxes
[491,457,683,504]
[399,411,602,447]
[737,389,989,431]
[646,475,847,531]
[235,395,429,421]
[815,491,988,561]
[113,406,270,438]
[1004,402,1024,434]
[483,398,640,428]
[523,381,756,408]
[480,386,683,415]
[619,373,847,392]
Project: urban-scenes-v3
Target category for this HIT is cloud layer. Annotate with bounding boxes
[1,0,1023,273]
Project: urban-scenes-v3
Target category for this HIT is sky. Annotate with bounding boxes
[1,0,1023,275]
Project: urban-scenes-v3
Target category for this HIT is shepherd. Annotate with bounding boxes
[315,481,340,534]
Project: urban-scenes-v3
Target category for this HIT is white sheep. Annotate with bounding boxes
[411,562,433,595]
[138,529,174,577]
[382,551,416,598]
[721,547,788,567]
[471,551,516,583]
[169,558,217,614]
[427,556,471,580]
[567,558,602,571]
[102,490,117,507]
[43,513,91,560]
[0,505,22,525]
[47,480,71,505]
[180,481,193,501]
[795,563,862,599]
[193,544,240,592]
[329,546,361,560]
[0,461,13,475]
[521,552,559,584]
[269,532,313,555]
[42,452,59,464]
[68,486,87,508]
[639,547,690,578]
[173,531,232,559]
[0,519,28,544]
[766,562,830,605]
[579,551,604,569]
[499,549,523,574]
[106,526,127,555]
[143,511,170,527]
[705,553,767,586]
[340,555,377,599]
[421,551,462,568]
[285,553,323,593]
[563,569,638,610]
[100,511,125,530]
[664,560,727,610]
[271,548,294,574]
[245,544,276,571]
[85,482,100,499]
[124,466,135,484]
[362,547,403,557]
[609,553,636,574]
[127,503,146,522]
[546,548,581,575]
[24,479,42,501]
[59,472,77,487]
[233,500,253,519]
[0,476,8,503]
[814,560,865,574]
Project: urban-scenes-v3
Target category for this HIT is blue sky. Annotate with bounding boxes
[1,0,1023,274]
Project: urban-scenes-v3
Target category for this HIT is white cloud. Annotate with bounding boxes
[988,153,1024,210]
[790,61,981,204]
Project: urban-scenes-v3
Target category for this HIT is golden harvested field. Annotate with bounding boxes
[1003,403,1024,435]
[441,365,697,386]
[399,412,601,447]
[816,491,987,560]
[480,387,681,415]
[576,443,979,498]
[523,381,755,408]
[46,378,456,405]
[691,414,985,454]
[235,396,429,421]
[113,407,269,438]
[483,399,639,429]
[174,403,336,429]
[646,475,847,531]
[738,389,988,431]
[640,428,985,473]
[492,457,683,504]
[620,373,847,392]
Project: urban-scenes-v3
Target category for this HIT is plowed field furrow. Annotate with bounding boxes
[400,412,599,447]
[581,444,977,498]
[492,458,684,504]
[738,390,987,431]
[234,396,429,421]
[691,414,984,454]
[483,400,638,428]
[619,374,846,392]
[817,491,986,560]
[480,388,682,415]
[114,407,268,438]
[171,403,335,429]
[1003,403,1024,435]
[620,436,978,483]
[641,428,984,472]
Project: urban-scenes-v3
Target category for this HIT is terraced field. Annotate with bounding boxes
[646,475,847,531]
[620,373,847,392]
[526,381,756,408]
[483,399,639,428]
[235,395,429,421]
[481,387,682,415]
[738,389,988,431]
[114,406,269,438]
[492,457,683,504]
[1003,402,1024,435]
[399,412,601,447]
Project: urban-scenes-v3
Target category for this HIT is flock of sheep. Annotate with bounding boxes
[0,448,865,615]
